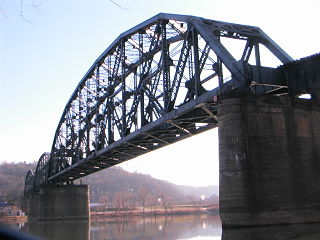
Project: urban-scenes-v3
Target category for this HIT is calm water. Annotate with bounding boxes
[20,215,221,240]
[4,215,320,240]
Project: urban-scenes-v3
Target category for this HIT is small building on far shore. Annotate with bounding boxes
[0,202,25,217]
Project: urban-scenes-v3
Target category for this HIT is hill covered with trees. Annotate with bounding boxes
[0,162,218,207]
[80,167,218,208]
[0,161,36,202]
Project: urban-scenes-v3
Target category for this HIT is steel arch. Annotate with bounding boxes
[25,13,298,190]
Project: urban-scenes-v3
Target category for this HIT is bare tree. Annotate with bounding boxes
[151,192,159,215]
[126,191,136,211]
[137,187,149,215]
[160,192,172,214]
[0,5,8,19]
[113,192,125,211]
[98,196,109,211]
[1,0,127,22]
[19,0,45,23]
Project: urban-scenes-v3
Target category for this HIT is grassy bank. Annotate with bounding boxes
[91,204,219,219]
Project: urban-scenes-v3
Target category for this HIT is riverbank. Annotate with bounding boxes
[91,204,219,220]
[0,215,27,224]
[0,204,218,223]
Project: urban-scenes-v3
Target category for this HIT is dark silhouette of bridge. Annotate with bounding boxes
[24,13,319,194]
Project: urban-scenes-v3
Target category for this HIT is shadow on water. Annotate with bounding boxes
[222,223,320,240]
[21,219,89,240]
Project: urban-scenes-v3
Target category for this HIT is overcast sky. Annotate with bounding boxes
[0,0,319,186]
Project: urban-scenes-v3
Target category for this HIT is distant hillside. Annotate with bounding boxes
[80,167,218,205]
[80,167,186,203]
[0,161,37,202]
[0,162,218,207]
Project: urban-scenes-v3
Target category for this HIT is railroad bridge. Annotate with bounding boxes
[23,13,320,226]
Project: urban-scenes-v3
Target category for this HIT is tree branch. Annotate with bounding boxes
[109,0,129,10]
[0,5,8,19]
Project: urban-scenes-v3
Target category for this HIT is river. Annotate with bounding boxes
[4,215,320,240]
[12,215,221,240]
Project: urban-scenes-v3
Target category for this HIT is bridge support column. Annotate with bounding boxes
[25,185,89,221]
[218,95,320,227]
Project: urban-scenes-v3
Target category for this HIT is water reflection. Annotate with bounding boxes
[15,216,320,240]
[90,215,221,240]
[222,223,320,240]
[18,215,220,240]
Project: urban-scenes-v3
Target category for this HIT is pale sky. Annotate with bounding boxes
[0,0,319,187]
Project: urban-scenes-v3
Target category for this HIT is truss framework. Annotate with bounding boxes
[24,13,295,194]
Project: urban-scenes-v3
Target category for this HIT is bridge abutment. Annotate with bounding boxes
[24,185,89,221]
[218,95,320,227]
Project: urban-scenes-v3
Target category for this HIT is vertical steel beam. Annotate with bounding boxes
[192,28,201,96]
[139,32,146,126]
[107,56,114,144]
[161,20,170,112]
[254,42,261,67]
[216,34,224,87]
[121,39,127,136]
[254,42,262,92]
[85,86,90,156]
[94,65,99,151]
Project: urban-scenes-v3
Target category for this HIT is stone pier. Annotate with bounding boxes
[218,95,320,227]
[23,185,89,221]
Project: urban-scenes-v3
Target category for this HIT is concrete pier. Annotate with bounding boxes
[218,95,320,227]
[24,185,89,221]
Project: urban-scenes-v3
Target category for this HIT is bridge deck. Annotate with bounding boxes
[48,89,219,183]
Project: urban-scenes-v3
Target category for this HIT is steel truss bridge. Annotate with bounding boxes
[24,13,319,195]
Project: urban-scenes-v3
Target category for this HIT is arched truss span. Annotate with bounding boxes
[24,170,35,196]
[34,152,50,188]
[38,13,293,184]
[24,152,50,195]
